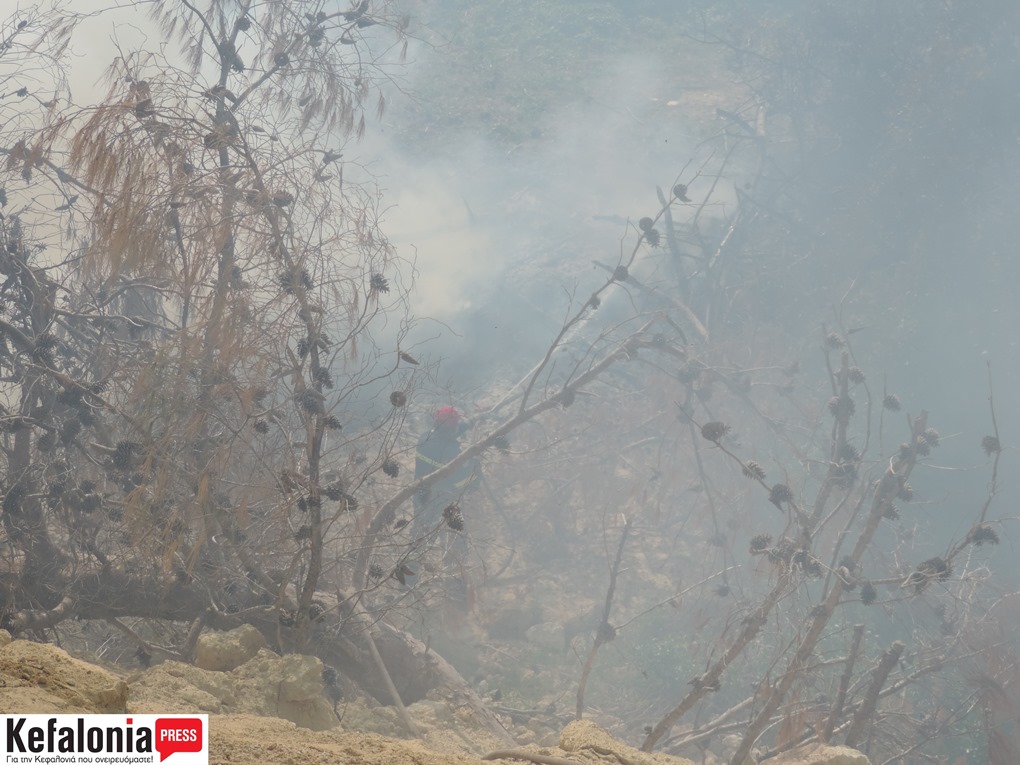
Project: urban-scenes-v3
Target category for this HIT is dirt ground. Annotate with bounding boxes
[0,630,868,765]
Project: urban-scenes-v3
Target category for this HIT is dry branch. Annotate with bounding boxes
[825,623,865,741]
[844,641,905,748]
[575,515,632,720]
[726,414,928,765]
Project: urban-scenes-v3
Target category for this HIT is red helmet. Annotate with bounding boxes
[434,406,461,427]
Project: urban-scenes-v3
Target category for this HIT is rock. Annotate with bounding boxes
[0,630,12,648]
[130,648,334,730]
[195,624,266,671]
[128,660,235,713]
[411,688,521,755]
[515,727,537,746]
[338,701,405,738]
[339,690,522,756]
[769,744,871,765]
[232,649,336,730]
[0,640,127,712]
[559,719,624,753]
[559,719,696,765]
[207,713,486,765]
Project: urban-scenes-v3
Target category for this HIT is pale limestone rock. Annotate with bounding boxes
[412,688,522,755]
[769,743,871,765]
[131,648,334,730]
[338,701,405,738]
[559,719,696,765]
[0,630,12,648]
[128,660,235,713]
[194,623,266,671]
[232,649,336,730]
[0,640,127,711]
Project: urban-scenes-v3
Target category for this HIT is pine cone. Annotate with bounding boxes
[860,582,877,605]
[370,273,390,293]
[443,502,464,531]
[700,421,729,443]
[769,483,793,506]
[749,533,772,554]
[969,524,999,546]
[742,461,766,480]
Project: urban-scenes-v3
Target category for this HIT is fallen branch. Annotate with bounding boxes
[360,610,420,738]
[5,596,76,631]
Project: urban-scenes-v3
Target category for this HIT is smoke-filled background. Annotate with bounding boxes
[23,0,1020,637]
[350,0,1020,566]
[6,0,1020,759]
[56,0,1020,481]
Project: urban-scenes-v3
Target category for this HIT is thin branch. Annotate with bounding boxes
[844,641,905,748]
[825,623,865,741]
[576,514,631,720]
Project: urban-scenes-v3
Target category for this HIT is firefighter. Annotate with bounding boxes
[409,407,480,616]
[412,405,477,536]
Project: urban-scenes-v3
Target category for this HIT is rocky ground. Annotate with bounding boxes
[0,627,870,765]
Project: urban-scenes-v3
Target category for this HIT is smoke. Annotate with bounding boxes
[38,3,737,396]
[19,2,747,417]
[368,47,738,393]
[373,150,493,320]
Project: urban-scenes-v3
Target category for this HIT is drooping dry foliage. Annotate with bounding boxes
[0,0,424,649]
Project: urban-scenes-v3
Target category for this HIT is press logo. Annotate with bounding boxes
[1,715,208,764]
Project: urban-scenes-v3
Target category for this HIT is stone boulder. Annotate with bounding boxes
[0,639,128,712]
[232,649,336,730]
[194,624,267,671]
[559,719,696,765]
[129,660,236,714]
[770,744,871,765]
[129,648,334,731]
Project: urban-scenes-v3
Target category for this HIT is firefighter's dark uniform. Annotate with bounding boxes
[412,421,477,536]
[409,417,479,609]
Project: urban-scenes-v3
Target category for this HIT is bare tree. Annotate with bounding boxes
[1,0,425,667]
